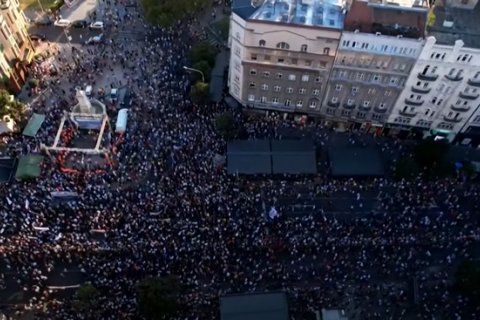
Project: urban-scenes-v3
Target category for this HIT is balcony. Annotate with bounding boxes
[20,40,33,63]
[443,115,462,123]
[451,105,471,112]
[399,110,418,117]
[327,101,339,108]
[444,74,463,82]
[459,91,479,100]
[359,105,372,111]
[467,79,480,87]
[343,103,356,110]
[0,0,9,9]
[374,106,388,114]
[404,98,424,106]
[417,73,438,81]
[411,86,431,94]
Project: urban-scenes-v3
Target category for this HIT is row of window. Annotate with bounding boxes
[246,52,329,68]
[330,98,387,109]
[341,40,417,56]
[270,42,331,55]
[429,52,473,63]
[338,56,408,71]
[393,118,454,131]
[333,86,393,97]
[248,82,321,95]
[326,108,384,120]
[247,95,319,108]
[248,70,322,83]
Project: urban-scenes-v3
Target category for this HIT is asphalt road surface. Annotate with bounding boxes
[28,25,103,45]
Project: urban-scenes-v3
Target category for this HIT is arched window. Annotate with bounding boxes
[301,44,308,52]
[276,42,290,50]
[259,40,266,47]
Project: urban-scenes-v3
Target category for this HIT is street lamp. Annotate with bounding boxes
[37,0,45,13]
[183,66,205,83]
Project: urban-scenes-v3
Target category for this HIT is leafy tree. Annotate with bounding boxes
[216,113,237,139]
[28,78,39,89]
[430,159,456,179]
[217,18,230,41]
[461,161,477,180]
[0,89,25,124]
[140,0,209,28]
[76,283,99,309]
[189,42,217,67]
[413,137,449,169]
[454,260,480,304]
[394,157,419,181]
[191,61,212,83]
[136,275,181,320]
[190,82,209,103]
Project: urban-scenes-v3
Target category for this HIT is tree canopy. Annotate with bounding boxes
[140,0,210,28]
[454,259,480,305]
[190,82,209,103]
[191,61,212,83]
[136,275,181,320]
[413,137,449,169]
[75,283,99,309]
[394,157,419,181]
[0,89,25,125]
[189,42,217,67]
[216,113,237,139]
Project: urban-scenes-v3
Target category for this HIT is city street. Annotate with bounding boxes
[29,25,102,45]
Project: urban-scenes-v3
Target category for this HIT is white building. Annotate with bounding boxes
[386,0,480,144]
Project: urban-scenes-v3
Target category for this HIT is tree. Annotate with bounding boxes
[217,18,230,41]
[140,0,210,28]
[454,260,480,305]
[394,157,419,181]
[189,42,217,67]
[413,137,449,169]
[190,82,209,103]
[216,113,237,139]
[461,161,477,180]
[75,283,99,309]
[0,89,25,125]
[136,275,181,320]
[28,78,39,89]
[190,61,212,83]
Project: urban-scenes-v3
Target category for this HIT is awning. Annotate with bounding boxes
[15,154,44,179]
[22,113,45,137]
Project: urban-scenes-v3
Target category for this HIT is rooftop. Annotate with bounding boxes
[233,0,346,29]
[344,0,428,39]
[427,0,480,48]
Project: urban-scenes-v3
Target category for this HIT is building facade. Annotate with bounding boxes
[0,0,35,93]
[321,0,428,129]
[228,0,345,114]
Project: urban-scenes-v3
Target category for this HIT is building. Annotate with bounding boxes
[228,0,345,114]
[387,0,480,143]
[321,0,428,130]
[321,308,349,320]
[0,0,35,93]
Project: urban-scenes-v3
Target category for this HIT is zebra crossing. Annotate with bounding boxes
[113,30,146,42]
[191,25,225,47]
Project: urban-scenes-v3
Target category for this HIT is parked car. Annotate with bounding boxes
[89,21,104,29]
[54,19,71,28]
[71,20,87,28]
[85,34,104,45]
[35,17,52,26]
[29,33,46,41]
[110,88,118,101]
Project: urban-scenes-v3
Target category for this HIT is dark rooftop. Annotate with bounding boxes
[344,0,428,39]
[220,292,289,320]
[427,0,480,48]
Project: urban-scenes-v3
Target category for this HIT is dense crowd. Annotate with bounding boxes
[0,2,479,320]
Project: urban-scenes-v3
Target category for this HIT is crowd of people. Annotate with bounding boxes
[0,1,479,320]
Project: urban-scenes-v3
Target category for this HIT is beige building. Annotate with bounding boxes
[228,0,345,114]
[0,0,35,93]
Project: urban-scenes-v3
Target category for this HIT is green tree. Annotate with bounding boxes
[136,275,181,320]
[28,78,39,89]
[76,283,99,309]
[454,260,480,304]
[191,61,212,83]
[394,157,419,181]
[0,89,25,125]
[189,42,217,67]
[216,113,237,139]
[140,0,209,28]
[190,82,209,103]
[461,161,477,179]
[413,137,449,169]
[217,18,230,41]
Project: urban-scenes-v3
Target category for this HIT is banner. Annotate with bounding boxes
[51,191,79,201]
[75,118,102,130]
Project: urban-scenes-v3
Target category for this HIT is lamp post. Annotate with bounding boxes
[37,0,45,13]
[183,66,205,83]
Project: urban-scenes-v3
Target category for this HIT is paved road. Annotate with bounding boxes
[28,25,103,45]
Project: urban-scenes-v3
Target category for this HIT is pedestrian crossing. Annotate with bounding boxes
[191,25,225,47]
[113,30,146,42]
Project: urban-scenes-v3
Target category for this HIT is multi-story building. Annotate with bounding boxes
[387,0,480,143]
[0,0,35,93]
[321,0,428,130]
[228,0,345,114]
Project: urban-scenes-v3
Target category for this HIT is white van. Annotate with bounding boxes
[85,86,92,97]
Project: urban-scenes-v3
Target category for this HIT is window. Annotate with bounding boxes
[347,99,355,105]
[384,90,392,96]
[235,47,241,56]
[260,96,267,103]
[309,100,318,108]
[327,108,335,114]
[356,72,364,80]
[393,64,399,71]
[248,95,255,101]
[261,84,268,91]
[305,60,312,67]
[342,110,351,116]
[273,85,281,92]
[448,68,456,76]
[352,87,359,93]
[264,55,271,61]
[278,58,285,63]
[312,89,320,95]
[301,45,308,52]
[332,97,338,103]
[251,54,257,60]
[363,101,370,107]
[315,76,322,83]
[473,116,480,123]
[299,88,307,94]
[286,87,293,93]
[335,85,343,91]
[272,97,279,103]
[475,72,480,79]
[378,103,386,109]
[234,75,240,82]
[373,75,381,82]
[250,69,257,75]
[296,100,303,107]
[259,40,266,47]
[339,71,348,78]
[461,0,469,4]
[342,40,350,47]
[276,42,290,49]
[284,99,291,106]
[340,56,346,64]
[249,81,256,88]
[323,47,330,55]
[301,75,309,82]
[425,108,431,116]
[262,71,270,78]
[288,75,296,81]
[275,73,283,79]
[400,64,407,71]
[291,58,298,65]
[357,112,366,118]
[390,77,398,84]
[236,32,241,40]
[368,89,376,95]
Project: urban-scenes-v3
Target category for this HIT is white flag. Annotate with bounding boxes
[6,197,12,206]
[25,199,30,210]
[269,207,278,219]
